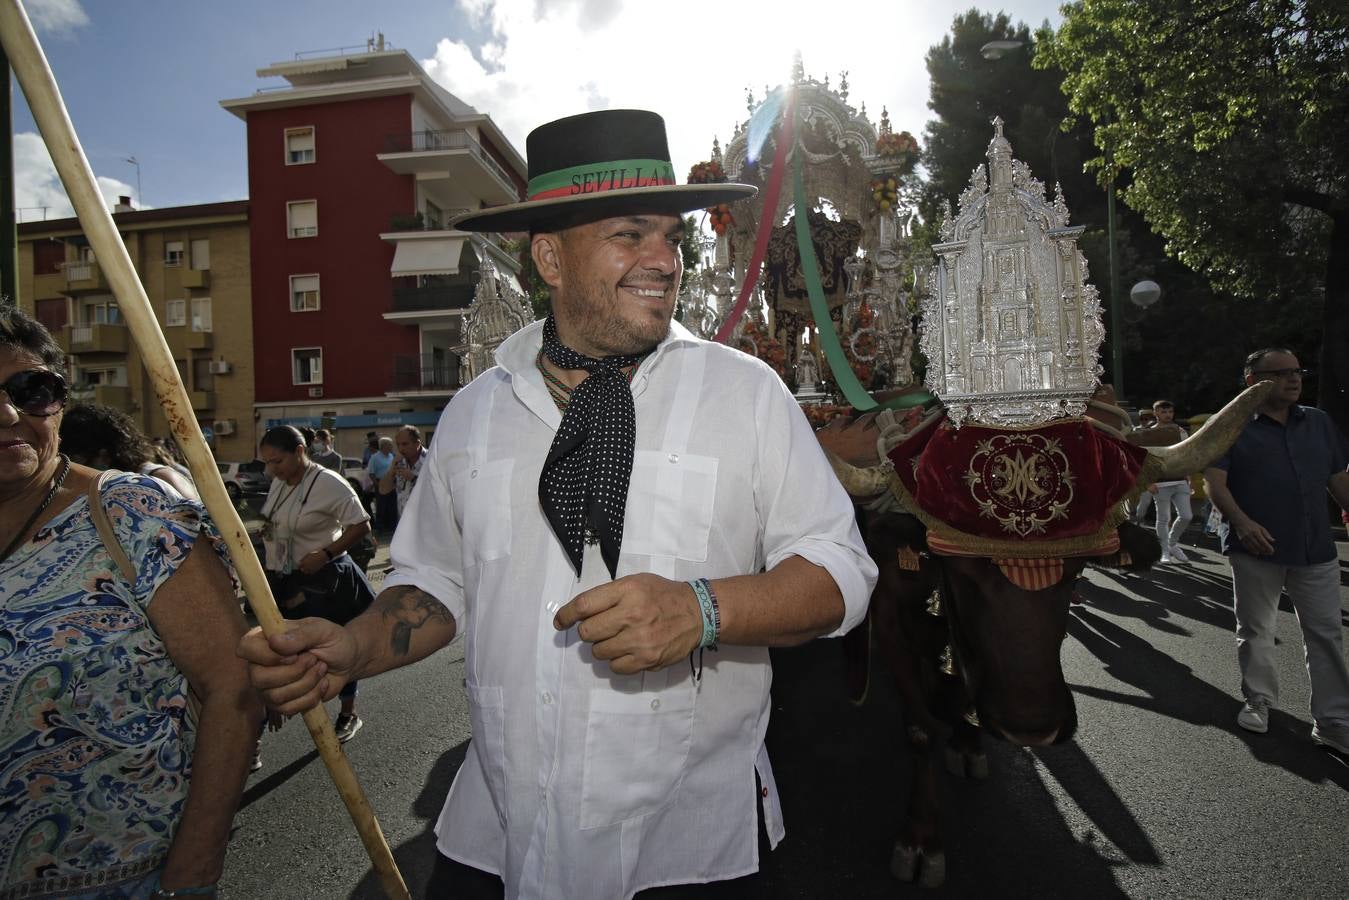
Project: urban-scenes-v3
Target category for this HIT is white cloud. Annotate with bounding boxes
[423,0,1063,186]
[14,131,143,222]
[22,0,90,36]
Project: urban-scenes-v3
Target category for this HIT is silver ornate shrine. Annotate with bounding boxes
[681,57,920,396]
[920,118,1104,427]
[453,257,535,382]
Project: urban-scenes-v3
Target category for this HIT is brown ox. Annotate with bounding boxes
[818,382,1273,886]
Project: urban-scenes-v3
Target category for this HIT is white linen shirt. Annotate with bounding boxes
[383,319,876,900]
[259,464,368,571]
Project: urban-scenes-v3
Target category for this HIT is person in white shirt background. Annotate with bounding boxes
[384,424,428,516]
[1146,400,1194,562]
[240,109,877,900]
[256,425,374,746]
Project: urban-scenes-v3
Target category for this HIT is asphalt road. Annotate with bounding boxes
[219,531,1349,899]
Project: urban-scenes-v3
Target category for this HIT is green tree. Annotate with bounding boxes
[1038,0,1349,428]
[922,10,1100,231]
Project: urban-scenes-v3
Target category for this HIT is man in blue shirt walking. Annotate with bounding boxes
[366,436,397,534]
[1205,348,1349,755]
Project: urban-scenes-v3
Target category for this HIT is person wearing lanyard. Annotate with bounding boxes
[257,425,374,743]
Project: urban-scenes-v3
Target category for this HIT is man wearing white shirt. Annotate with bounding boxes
[385,424,428,516]
[241,110,877,899]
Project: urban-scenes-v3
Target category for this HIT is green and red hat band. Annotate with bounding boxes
[526,159,678,201]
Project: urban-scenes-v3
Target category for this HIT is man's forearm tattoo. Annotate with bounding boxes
[376,586,454,656]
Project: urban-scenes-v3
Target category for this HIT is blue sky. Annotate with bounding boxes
[13,0,1065,220]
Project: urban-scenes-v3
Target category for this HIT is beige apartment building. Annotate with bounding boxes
[17,199,256,460]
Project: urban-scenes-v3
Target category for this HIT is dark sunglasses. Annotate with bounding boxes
[1252,367,1310,379]
[1,370,68,417]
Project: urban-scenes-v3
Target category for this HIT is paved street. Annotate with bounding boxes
[220,530,1349,898]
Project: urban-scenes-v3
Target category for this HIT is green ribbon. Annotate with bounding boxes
[791,151,934,412]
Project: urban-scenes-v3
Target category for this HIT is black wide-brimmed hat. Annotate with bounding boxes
[451,109,756,233]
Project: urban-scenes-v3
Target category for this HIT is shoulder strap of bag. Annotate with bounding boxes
[87,470,137,582]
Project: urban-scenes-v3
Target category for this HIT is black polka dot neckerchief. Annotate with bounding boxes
[538,314,650,579]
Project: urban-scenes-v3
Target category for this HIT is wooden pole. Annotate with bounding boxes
[0,5,410,897]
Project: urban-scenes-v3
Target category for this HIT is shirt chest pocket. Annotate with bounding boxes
[449,458,514,563]
[579,685,697,830]
[621,450,718,562]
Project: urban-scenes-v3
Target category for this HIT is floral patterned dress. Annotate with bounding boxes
[0,473,232,899]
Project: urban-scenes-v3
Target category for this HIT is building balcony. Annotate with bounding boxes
[93,384,131,408]
[377,129,520,205]
[61,322,128,355]
[167,328,213,356]
[61,261,110,293]
[180,268,210,289]
[389,352,461,397]
[190,390,215,412]
[390,282,476,314]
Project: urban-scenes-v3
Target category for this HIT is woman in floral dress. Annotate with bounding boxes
[0,307,259,899]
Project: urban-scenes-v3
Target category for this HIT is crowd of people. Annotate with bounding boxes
[3,106,1347,900]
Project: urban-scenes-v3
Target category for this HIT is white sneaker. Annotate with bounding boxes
[1159,552,1172,564]
[1237,699,1269,733]
[1311,723,1349,755]
[1168,545,1189,563]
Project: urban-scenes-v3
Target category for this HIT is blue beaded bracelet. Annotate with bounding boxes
[689,577,720,650]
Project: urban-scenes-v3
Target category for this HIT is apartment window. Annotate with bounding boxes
[285,127,315,165]
[165,299,186,327]
[164,240,184,267]
[190,297,212,333]
[84,300,120,325]
[35,298,68,332]
[424,200,444,230]
[290,274,320,312]
[287,200,317,238]
[79,366,127,386]
[193,358,215,392]
[34,241,64,275]
[292,347,322,385]
[190,238,210,270]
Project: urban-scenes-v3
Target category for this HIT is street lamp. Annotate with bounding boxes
[122,156,141,208]
[1103,127,1123,400]
[980,39,1024,60]
[1130,280,1162,308]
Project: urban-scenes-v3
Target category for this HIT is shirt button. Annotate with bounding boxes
[650,698,661,710]
[470,469,479,479]
[668,453,679,464]
[541,691,553,705]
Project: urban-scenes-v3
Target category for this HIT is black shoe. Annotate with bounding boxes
[334,713,363,743]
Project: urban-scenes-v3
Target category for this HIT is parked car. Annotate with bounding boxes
[342,457,375,511]
[218,460,269,502]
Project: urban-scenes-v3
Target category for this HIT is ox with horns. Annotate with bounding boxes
[816,380,1274,886]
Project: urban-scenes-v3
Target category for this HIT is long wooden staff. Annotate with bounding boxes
[0,4,410,897]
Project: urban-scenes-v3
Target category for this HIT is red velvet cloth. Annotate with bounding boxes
[888,415,1149,544]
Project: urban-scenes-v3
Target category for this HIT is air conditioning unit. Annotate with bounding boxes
[212,419,237,436]
[207,360,232,375]
[307,387,324,398]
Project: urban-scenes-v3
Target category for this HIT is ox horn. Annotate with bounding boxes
[1145,381,1276,481]
[824,449,892,499]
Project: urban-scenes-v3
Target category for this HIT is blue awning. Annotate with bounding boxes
[264,411,443,430]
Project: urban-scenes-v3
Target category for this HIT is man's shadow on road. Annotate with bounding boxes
[766,639,1145,899]
[1067,590,1349,791]
[350,741,470,899]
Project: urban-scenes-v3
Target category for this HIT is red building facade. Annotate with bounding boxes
[222,48,526,453]
[243,95,415,404]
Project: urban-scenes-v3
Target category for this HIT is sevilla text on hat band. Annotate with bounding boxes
[527,159,678,201]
